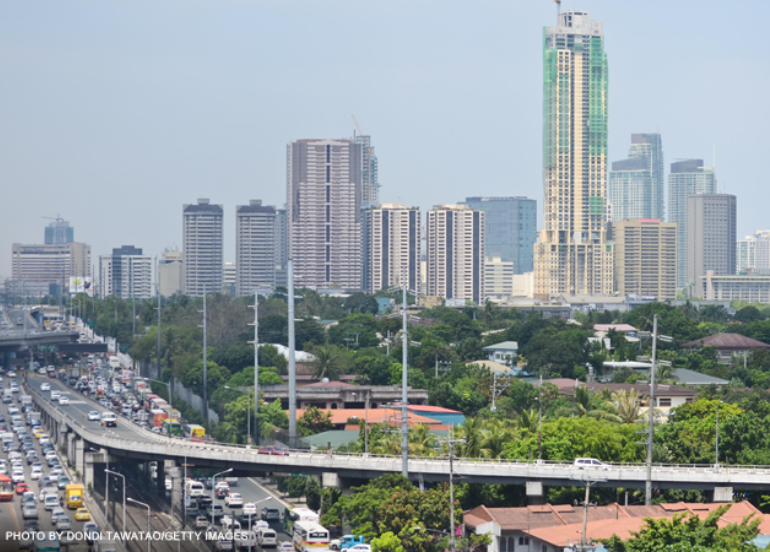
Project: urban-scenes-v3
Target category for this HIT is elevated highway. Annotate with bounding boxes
[0,328,79,352]
[27,377,770,496]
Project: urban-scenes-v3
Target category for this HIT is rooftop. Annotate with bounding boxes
[681,333,770,350]
[594,324,638,333]
[482,341,519,351]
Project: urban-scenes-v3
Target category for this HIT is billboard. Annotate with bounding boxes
[69,276,94,296]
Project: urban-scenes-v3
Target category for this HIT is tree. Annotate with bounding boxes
[602,389,646,424]
[328,314,381,349]
[298,406,334,437]
[310,344,349,381]
[343,292,379,315]
[305,477,321,511]
[371,532,404,552]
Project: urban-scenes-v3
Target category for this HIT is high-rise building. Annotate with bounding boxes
[609,134,665,222]
[12,243,90,287]
[354,133,380,208]
[426,205,485,303]
[98,246,153,299]
[362,204,421,294]
[158,249,183,297]
[287,139,362,290]
[534,11,614,299]
[668,159,716,288]
[687,194,736,289]
[462,197,537,274]
[44,217,74,245]
[484,254,514,301]
[223,262,236,295]
[235,200,276,296]
[737,231,770,274]
[274,207,288,287]
[609,219,677,301]
[183,198,224,297]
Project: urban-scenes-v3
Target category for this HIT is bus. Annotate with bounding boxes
[0,474,13,501]
[183,424,206,442]
[292,521,329,552]
[162,419,182,436]
[284,508,320,535]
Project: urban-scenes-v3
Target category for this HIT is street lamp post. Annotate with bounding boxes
[444,428,466,552]
[715,400,723,468]
[127,497,152,552]
[105,469,126,532]
[211,468,233,516]
[249,290,261,447]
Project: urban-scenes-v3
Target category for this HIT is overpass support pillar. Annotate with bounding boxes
[166,463,183,520]
[84,453,95,491]
[57,421,67,449]
[712,487,733,502]
[67,432,76,465]
[526,481,546,505]
[156,460,165,495]
[75,439,85,483]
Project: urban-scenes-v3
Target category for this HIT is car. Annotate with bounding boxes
[39,435,50,445]
[573,458,609,471]
[57,475,70,490]
[278,542,294,552]
[16,482,29,494]
[253,520,269,531]
[47,456,60,468]
[49,466,63,478]
[216,487,229,499]
[243,502,258,516]
[83,522,100,543]
[101,412,117,427]
[348,546,372,552]
[22,503,38,520]
[24,519,40,532]
[257,528,278,548]
[38,476,51,489]
[56,516,72,531]
[50,391,60,401]
[30,467,43,481]
[75,508,90,521]
[45,450,57,460]
[50,506,66,524]
[40,383,50,392]
[58,396,69,406]
[194,515,209,529]
[207,504,225,520]
[224,492,243,507]
[12,469,25,483]
[21,491,36,504]
[87,411,101,421]
[42,492,58,509]
[261,507,280,521]
[8,371,16,377]
[257,445,289,456]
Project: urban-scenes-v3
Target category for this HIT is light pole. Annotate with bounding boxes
[105,469,126,531]
[127,497,152,552]
[211,468,233,516]
[444,428,466,552]
[198,284,208,427]
[715,400,723,468]
[248,290,261,447]
[537,375,543,462]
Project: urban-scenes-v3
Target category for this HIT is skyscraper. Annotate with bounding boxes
[287,139,362,290]
[363,204,421,294]
[426,205,485,304]
[687,194,736,289]
[668,159,716,288]
[462,197,537,274]
[235,200,276,296]
[355,133,380,208]
[534,10,614,299]
[183,198,224,297]
[98,246,153,299]
[737,231,770,274]
[44,217,74,245]
[609,134,665,222]
[158,249,183,297]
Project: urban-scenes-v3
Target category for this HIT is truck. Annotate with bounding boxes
[330,535,366,550]
[27,412,41,427]
[108,356,121,370]
[150,409,168,428]
[65,483,84,510]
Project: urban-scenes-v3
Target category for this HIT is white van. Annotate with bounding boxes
[236,530,259,550]
[185,480,204,498]
[258,529,278,548]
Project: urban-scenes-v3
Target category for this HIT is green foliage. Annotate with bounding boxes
[305,477,321,511]
[298,406,334,437]
[310,344,351,381]
[524,323,589,378]
[210,343,253,373]
[342,292,380,315]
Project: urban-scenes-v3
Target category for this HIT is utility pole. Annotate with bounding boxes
[401,266,408,477]
[490,372,510,412]
[444,427,465,552]
[645,315,658,506]
[288,260,297,446]
[249,290,260,447]
[130,258,136,338]
[156,256,162,379]
[386,330,391,356]
[538,374,543,461]
[202,284,208,427]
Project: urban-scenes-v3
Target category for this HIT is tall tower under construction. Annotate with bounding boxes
[534,10,614,298]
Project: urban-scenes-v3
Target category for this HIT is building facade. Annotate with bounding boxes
[11,243,91,286]
[610,219,677,301]
[355,134,380,208]
[426,205,485,303]
[287,139,362,290]
[98,246,153,299]
[235,200,276,296]
[463,196,537,274]
[44,218,74,245]
[687,194,736,290]
[158,249,183,297]
[668,159,717,288]
[737,231,770,274]
[362,204,420,294]
[703,272,770,304]
[534,11,614,299]
[484,254,514,301]
[608,133,665,222]
[183,198,224,297]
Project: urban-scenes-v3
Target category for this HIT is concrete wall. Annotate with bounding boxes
[172,378,220,424]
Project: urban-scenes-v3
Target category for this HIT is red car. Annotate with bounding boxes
[257,446,289,456]
[15,482,28,495]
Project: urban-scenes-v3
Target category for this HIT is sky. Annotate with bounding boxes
[1,0,769,279]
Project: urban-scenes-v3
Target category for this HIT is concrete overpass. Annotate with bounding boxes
[27,377,770,508]
[0,328,80,352]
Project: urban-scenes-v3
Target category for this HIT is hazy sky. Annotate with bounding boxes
[2,0,769,278]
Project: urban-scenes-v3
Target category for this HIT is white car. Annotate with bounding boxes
[349,546,371,552]
[278,542,294,552]
[58,396,69,406]
[573,458,609,471]
[31,466,43,480]
[50,506,65,523]
[12,469,25,483]
[39,435,50,445]
[49,467,63,478]
[44,494,59,510]
[50,391,61,401]
[253,520,269,531]
[257,529,278,548]
[87,411,100,422]
[242,503,258,516]
[224,493,243,507]
[40,383,50,392]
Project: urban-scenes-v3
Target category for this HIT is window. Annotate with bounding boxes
[659,398,672,407]
[326,144,330,163]
[326,165,330,183]
[326,206,330,223]
[500,537,507,552]
[518,536,524,545]
[326,185,331,203]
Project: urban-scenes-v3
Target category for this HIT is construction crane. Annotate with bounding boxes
[41,214,64,222]
[352,115,365,138]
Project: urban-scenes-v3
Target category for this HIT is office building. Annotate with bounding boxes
[11,243,90,287]
[463,197,537,274]
[687,194,736,289]
[158,249,183,297]
[355,133,380,208]
[484,254,514,301]
[703,271,770,303]
[235,200,276,296]
[609,219,677,301]
[183,198,224,297]
[98,246,153,299]
[609,134,665,222]
[44,218,74,245]
[534,11,614,299]
[363,204,420,294]
[737,231,770,274]
[426,205,485,303]
[274,207,288,287]
[287,139,362,290]
[668,159,717,288]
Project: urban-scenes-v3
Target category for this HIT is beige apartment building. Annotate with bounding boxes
[183,198,224,297]
[610,219,677,301]
[426,205,485,304]
[12,242,91,285]
[287,139,362,290]
[158,249,183,297]
[484,254,513,301]
[687,194,737,289]
[363,204,420,294]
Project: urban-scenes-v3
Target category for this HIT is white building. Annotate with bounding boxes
[183,198,224,297]
[363,204,421,294]
[98,246,153,299]
[235,200,276,296]
[11,242,91,287]
[158,250,183,297]
[484,254,513,301]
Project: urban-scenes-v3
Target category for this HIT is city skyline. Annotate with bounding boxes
[0,1,766,278]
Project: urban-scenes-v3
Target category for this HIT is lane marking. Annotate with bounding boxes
[247,478,293,509]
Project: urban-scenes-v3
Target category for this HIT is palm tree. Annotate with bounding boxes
[480,418,512,459]
[516,408,540,434]
[456,417,486,458]
[603,389,646,424]
[655,363,678,385]
[310,344,346,381]
[573,385,605,418]
[408,424,437,457]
